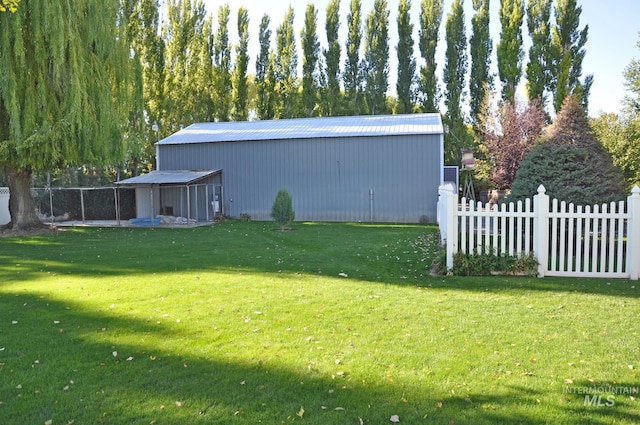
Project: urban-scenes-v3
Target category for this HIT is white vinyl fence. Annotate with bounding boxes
[438,184,640,280]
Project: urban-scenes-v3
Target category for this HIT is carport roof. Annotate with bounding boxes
[116,170,220,185]
[156,113,443,145]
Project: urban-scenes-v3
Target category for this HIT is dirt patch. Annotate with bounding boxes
[0,225,63,238]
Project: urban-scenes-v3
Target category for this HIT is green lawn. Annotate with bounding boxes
[0,221,638,424]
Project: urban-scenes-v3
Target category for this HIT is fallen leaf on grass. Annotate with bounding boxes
[390,414,400,422]
[297,406,305,418]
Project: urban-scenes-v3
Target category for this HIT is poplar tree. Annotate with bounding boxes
[549,0,592,113]
[0,1,132,229]
[322,0,342,117]
[255,14,276,120]
[301,3,320,117]
[525,0,552,107]
[469,0,492,127]
[344,0,364,115]
[275,6,298,118]
[163,0,210,131]
[443,0,468,164]
[213,4,232,122]
[418,0,443,113]
[497,0,525,102]
[137,0,166,169]
[231,7,250,121]
[363,0,390,115]
[395,0,416,114]
[121,0,159,177]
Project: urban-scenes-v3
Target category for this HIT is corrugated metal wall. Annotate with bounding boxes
[158,134,442,223]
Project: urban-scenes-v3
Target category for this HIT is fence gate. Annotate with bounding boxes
[438,184,640,280]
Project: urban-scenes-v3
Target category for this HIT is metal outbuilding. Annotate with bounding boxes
[120,113,444,223]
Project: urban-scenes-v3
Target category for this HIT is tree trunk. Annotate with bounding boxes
[5,167,45,230]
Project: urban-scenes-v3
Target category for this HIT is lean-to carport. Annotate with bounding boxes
[116,170,222,224]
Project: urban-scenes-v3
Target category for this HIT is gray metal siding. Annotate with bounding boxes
[158,134,441,223]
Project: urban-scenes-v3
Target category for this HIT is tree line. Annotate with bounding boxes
[128,0,592,168]
[1,0,631,230]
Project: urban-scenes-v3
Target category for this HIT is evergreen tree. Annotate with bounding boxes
[322,0,342,116]
[0,1,132,229]
[344,0,364,115]
[549,0,593,114]
[301,3,320,117]
[271,188,295,231]
[394,0,416,114]
[213,4,232,122]
[510,96,626,205]
[443,0,468,165]
[525,0,552,107]
[497,0,524,102]
[255,14,276,120]
[363,0,390,115]
[231,7,250,121]
[418,0,443,113]
[469,0,492,128]
[275,6,298,118]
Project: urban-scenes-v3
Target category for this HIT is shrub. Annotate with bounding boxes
[452,250,539,276]
[270,188,295,231]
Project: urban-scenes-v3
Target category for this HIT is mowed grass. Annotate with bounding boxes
[0,221,638,424]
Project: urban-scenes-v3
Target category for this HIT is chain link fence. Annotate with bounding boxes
[32,187,136,223]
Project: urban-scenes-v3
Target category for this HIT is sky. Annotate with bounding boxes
[198,0,639,117]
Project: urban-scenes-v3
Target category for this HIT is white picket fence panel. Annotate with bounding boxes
[438,184,640,280]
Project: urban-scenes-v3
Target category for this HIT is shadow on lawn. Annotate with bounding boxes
[2,293,638,424]
[0,293,640,425]
[0,223,638,299]
[0,222,640,298]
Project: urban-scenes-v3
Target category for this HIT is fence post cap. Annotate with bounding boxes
[631,185,640,196]
[537,185,546,194]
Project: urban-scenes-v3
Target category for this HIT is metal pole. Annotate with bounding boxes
[205,184,210,222]
[47,172,54,226]
[187,185,191,223]
[80,189,86,223]
[369,189,374,223]
[113,187,120,226]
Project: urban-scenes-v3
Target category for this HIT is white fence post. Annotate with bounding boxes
[437,183,458,271]
[627,185,640,280]
[533,185,549,278]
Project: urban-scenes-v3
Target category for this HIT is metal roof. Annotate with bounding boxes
[157,113,443,146]
[116,170,220,185]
